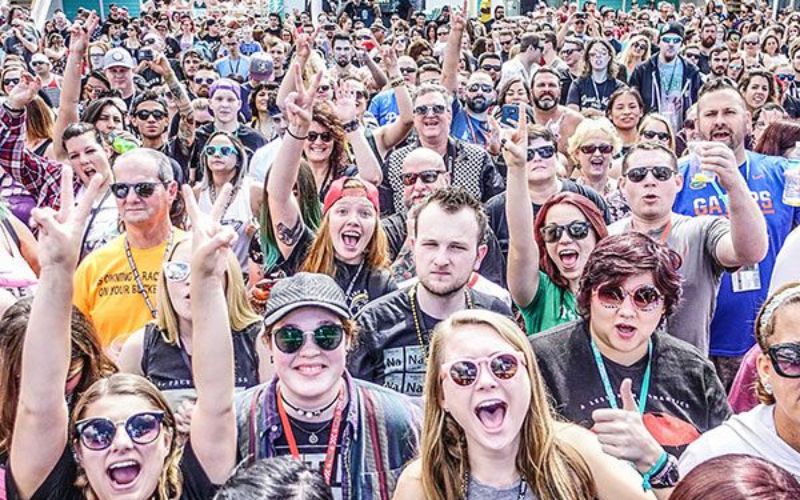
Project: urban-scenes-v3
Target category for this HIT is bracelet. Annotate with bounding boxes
[640,451,668,492]
[286,127,308,141]
[390,77,405,88]
[343,119,360,133]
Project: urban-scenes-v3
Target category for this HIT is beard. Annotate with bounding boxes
[534,93,558,111]
[467,95,491,113]
[701,37,716,49]
[711,66,726,77]
[419,272,471,298]
[336,56,349,68]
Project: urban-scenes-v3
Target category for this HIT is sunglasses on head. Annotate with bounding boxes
[527,144,556,161]
[441,352,524,387]
[767,342,800,378]
[110,181,164,199]
[307,131,333,143]
[641,130,670,141]
[413,104,447,116]
[594,283,663,312]
[468,83,493,93]
[135,109,167,120]
[3,78,20,86]
[163,261,190,282]
[75,411,165,451]
[540,220,591,243]
[194,77,215,85]
[204,145,239,157]
[624,165,676,183]
[401,169,445,186]
[579,143,613,155]
[273,324,345,354]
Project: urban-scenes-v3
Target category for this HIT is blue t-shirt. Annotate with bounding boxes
[450,100,490,146]
[368,89,399,126]
[673,151,800,356]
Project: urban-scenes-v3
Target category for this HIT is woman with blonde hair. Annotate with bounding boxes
[618,35,651,81]
[638,113,677,152]
[394,309,657,499]
[568,117,623,197]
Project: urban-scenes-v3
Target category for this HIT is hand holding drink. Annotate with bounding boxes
[687,141,718,187]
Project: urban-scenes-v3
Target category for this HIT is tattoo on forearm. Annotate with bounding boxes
[277,218,303,246]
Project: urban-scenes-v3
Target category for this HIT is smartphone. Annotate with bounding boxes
[500,104,520,127]
[140,47,154,61]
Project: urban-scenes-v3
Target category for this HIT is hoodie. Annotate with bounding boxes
[629,54,703,128]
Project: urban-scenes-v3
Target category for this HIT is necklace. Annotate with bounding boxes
[209,182,238,214]
[280,391,339,419]
[461,469,528,500]
[293,418,333,445]
[125,229,175,318]
[409,283,474,359]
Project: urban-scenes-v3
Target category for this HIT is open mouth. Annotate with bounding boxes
[558,249,579,269]
[474,400,507,431]
[642,193,659,202]
[83,167,97,178]
[341,231,362,250]
[107,460,141,488]
[710,129,731,141]
[615,323,637,340]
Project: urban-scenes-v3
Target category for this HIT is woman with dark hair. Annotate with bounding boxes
[214,456,333,500]
[492,76,535,124]
[425,21,438,44]
[43,32,67,75]
[751,104,787,148]
[408,39,434,61]
[673,454,800,500]
[679,282,800,479]
[739,69,777,114]
[727,55,745,82]
[754,119,800,157]
[79,97,127,135]
[566,39,625,117]
[248,83,282,141]
[607,87,644,155]
[79,70,111,105]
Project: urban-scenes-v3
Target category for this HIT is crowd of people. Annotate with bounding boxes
[0,0,798,498]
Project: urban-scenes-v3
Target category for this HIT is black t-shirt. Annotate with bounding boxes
[566,76,624,111]
[6,441,217,500]
[349,286,514,396]
[530,320,732,457]
[484,179,611,264]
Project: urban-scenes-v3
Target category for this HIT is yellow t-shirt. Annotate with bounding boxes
[73,230,186,349]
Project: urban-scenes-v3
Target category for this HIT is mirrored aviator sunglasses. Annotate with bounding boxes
[110,182,163,199]
[625,166,675,183]
[75,411,165,451]
[441,352,524,387]
[767,343,800,378]
[539,220,591,243]
[595,283,663,312]
[273,324,345,354]
[163,261,190,282]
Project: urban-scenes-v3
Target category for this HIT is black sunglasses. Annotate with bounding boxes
[75,411,165,451]
[135,109,167,120]
[308,131,333,143]
[641,130,671,141]
[768,343,800,378]
[400,67,417,74]
[540,220,591,243]
[527,145,556,161]
[3,78,20,86]
[579,143,613,155]
[401,169,446,186]
[624,166,676,183]
[777,74,796,82]
[413,104,447,116]
[110,181,165,199]
[193,77,214,85]
[273,324,345,354]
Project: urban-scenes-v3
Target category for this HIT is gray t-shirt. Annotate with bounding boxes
[467,477,537,500]
[609,213,731,354]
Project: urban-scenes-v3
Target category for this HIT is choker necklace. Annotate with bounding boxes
[280,393,339,419]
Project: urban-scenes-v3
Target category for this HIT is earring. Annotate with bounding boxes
[763,379,773,394]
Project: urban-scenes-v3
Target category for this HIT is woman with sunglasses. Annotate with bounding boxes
[638,113,676,152]
[504,112,608,335]
[0,66,23,102]
[7,172,235,500]
[618,35,650,82]
[739,34,765,71]
[568,117,622,198]
[394,309,655,500]
[679,281,800,479]
[223,271,419,499]
[531,233,731,497]
[727,55,745,82]
[117,237,262,410]
[566,39,625,118]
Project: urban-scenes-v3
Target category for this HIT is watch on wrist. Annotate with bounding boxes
[649,453,679,489]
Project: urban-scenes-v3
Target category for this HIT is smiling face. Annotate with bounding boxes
[75,394,171,500]
[531,71,560,111]
[620,149,681,222]
[439,324,530,455]
[743,75,770,110]
[65,131,112,187]
[757,303,800,437]
[413,91,451,143]
[541,203,597,284]
[504,80,529,105]
[697,88,751,151]
[576,132,613,182]
[269,307,348,405]
[326,196,377,265]
[303,121,334,163]
[610,92,642,131]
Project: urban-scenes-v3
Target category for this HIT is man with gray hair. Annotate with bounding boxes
[73,148,185,353]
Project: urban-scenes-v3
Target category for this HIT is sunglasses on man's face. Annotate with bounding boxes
[194,77,214,85]
[767,342,800,378]
[75,411,165,451]
[273,324,345,354]
[527,145,556,161]
[540,220,591,243]
[594,283,664,312]
[401,169,446,186]
[400,67,417,74]
[468,83,493,93]
[441,352,524,387]
[135,109,167,121]
[480,64,502,72]
[110,181,164,199]
[624,165,676,183]
[413,104,447,116]
[560,47,581,56]
[744,40,759,46]
[777,74,796,82]
[661,36,682,45]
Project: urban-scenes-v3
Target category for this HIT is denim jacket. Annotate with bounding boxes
[234,372,421,500]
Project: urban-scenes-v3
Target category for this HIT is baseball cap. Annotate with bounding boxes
[209,78,242,100]
[30,53,49,66]
[263,272,350,325]
[660,22,685,40]
[249,54,274,82]
[103,48,135,69]
[322,177,380,214]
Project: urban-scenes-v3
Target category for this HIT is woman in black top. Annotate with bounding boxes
[567,39,625,118]
[7,171,234,499]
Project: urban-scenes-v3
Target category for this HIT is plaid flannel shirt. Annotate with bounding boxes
[0,105,81,210]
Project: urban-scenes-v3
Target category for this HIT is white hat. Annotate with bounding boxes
[103,48,135,70]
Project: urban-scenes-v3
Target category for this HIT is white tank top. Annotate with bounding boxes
[198,184,254,272]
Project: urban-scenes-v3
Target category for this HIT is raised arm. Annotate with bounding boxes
[372,44,413,158]
[184,183,238,483]
[334,84,382,185]
[276,29,316,108]
[151,52,196,149]
[10,168,103,498]
[441,0,467,95]
[502,110,541,307]
[53,12,99,161]
[359,45,388,89]
[267,65,322,259]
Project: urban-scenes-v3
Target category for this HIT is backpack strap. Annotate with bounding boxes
[247,385,266,464]
[361,387,390,500]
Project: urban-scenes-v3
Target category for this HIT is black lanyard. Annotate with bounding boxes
[125,229,175,318]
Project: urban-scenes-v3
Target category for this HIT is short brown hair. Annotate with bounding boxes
[412,187,487,246]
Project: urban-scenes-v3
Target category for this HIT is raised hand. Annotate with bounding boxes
[499,104,528,169]
[6,73,41,110]
[382,43,398,74]
[30,166,103,270]
[68,10,99,54]
[295,26,320,64]
[181,184,237,280]
[284,64,322,131]
[333,82,358,124]
[452,0,468,32]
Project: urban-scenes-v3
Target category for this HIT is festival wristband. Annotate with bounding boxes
[640,450,668,492]
[286,127,308,141]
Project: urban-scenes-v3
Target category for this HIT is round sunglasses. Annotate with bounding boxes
[441,352,525,387]
[540,220,591,243]
[401,170,446,186]
[273,324,344,354]
[110,181,165,199]
[75,411,165,451]
[594,283,663,312]
[767,343,800,378]
[624,166,676,183]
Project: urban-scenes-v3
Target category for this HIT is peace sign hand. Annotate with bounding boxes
[181,184,237,280]
[68,10,99,54]
[284,64,322,132]
[499,104,528,170]
[31,166,104,270]
[452,0,468,32]
[6,72,41,110]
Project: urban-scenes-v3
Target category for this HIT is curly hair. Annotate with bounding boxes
[309,102,348,179]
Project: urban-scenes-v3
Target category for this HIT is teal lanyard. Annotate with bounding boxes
[709,153,750,212]
[590,338,653,414]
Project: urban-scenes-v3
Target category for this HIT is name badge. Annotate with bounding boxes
[732,264,761,293]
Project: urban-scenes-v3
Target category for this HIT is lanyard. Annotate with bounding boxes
[631,217,673,244]
[708,153,750,212]
[79,188,112,255]
[277,386,346,485]
[590,338,653,414]
[124,229,175,319]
